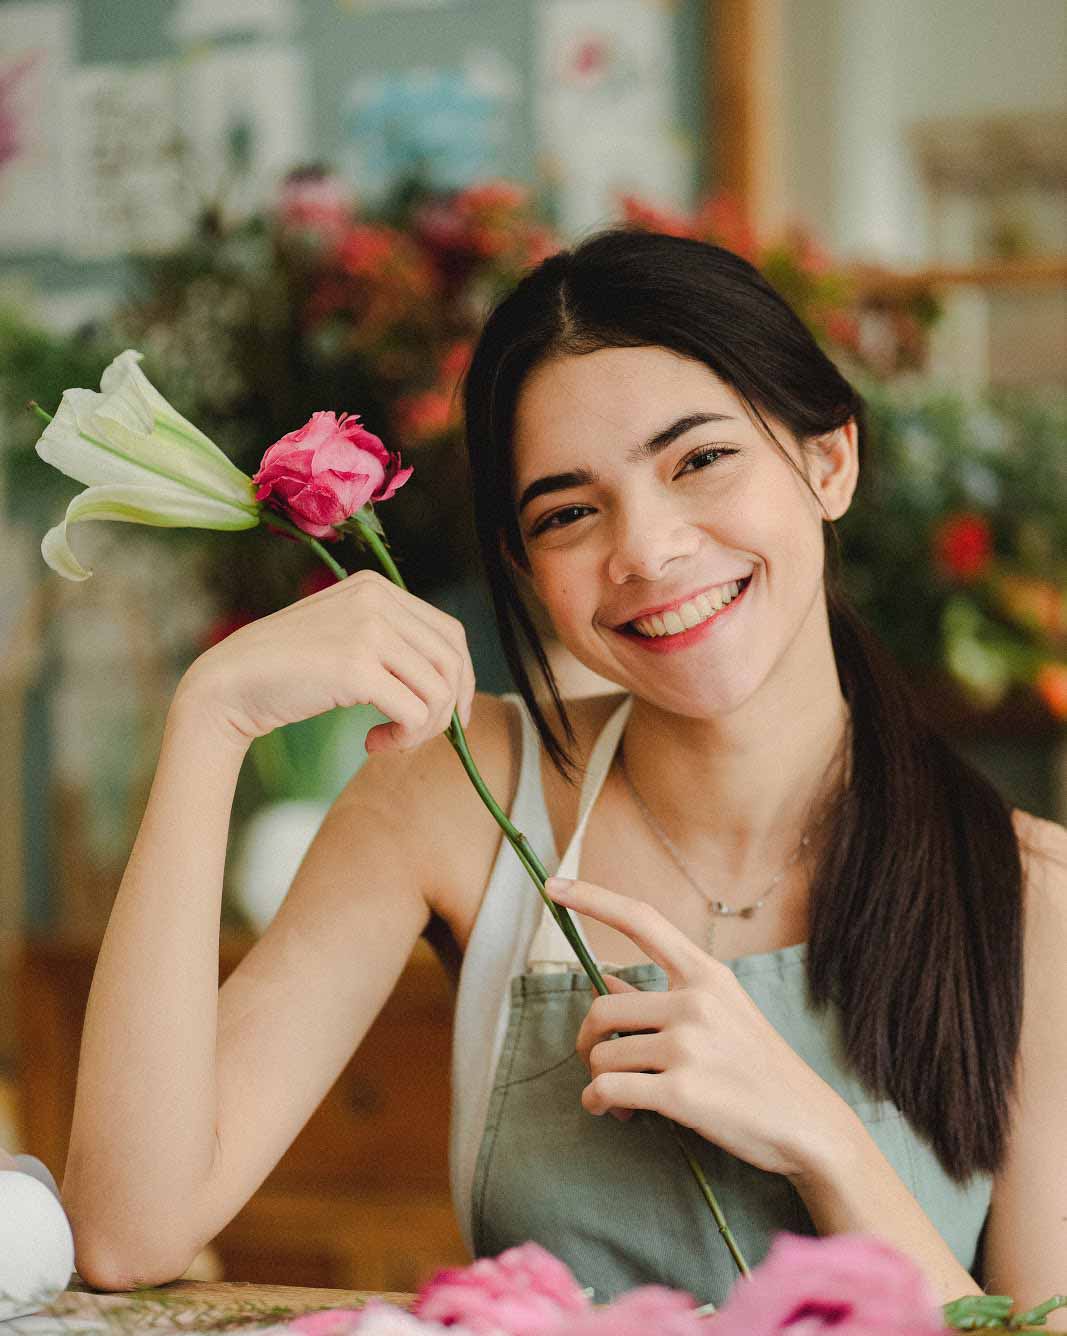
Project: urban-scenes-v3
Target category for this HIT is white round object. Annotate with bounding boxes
[230,799,330,933]
[0,1171,75,1318]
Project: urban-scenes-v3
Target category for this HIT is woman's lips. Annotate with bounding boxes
[611,575,752,654]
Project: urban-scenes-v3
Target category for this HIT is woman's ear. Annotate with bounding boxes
[810,420,860,522]
[499,531,532,584]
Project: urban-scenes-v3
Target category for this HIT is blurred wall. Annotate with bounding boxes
[0,0,708,322]
[782,0,1067,262]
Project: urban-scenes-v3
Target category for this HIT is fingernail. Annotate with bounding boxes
[545,877,573,895]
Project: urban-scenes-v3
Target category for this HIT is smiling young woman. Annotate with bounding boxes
[64,229,1066,1320]
[461,230,1067,1312]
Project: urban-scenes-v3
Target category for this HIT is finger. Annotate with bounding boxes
[384,625,467,732]
[582,1071,665,1118]
[602,973,640,994]
[575,992,672,1068]
[360,665,436,751]
[382,610,472,728]
[588,1032,663,1079]
[546,877,709,984]
[389,598,476,727]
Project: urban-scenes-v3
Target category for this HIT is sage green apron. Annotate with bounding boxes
[467,697,992,1306]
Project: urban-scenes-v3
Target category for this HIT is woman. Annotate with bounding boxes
[63,231,1066,1315]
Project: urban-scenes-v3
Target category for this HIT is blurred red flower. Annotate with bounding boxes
[394,389,456,444]
[933,512,994,583]
[1035,664,1067,720]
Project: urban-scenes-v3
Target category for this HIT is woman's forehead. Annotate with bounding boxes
[512,347,746,470]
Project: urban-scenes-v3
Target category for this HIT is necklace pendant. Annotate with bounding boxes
[739,905,757,919]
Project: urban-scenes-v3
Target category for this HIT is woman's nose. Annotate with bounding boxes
[606,503,700,584]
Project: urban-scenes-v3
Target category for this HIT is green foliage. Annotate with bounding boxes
[837,382,1067,720]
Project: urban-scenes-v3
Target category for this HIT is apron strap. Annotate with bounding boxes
[526,694,633,966]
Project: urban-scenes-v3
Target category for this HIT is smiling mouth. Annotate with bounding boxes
[617,575,753,639]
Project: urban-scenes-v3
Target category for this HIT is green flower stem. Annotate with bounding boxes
[347,516,608,983]
[665,1119,751,1279]
[279,507,750,1281]
[262,512,349,581]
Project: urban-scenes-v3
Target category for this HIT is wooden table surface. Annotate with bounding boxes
[16,1281,415,1335]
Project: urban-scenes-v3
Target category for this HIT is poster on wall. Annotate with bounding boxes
[339,1,470,10]
[61,64,190,258]
[342,49,519,203]
[182,43,308,224]
[0,2,72,251]
[169,0,297,42]
[536,0,693,238]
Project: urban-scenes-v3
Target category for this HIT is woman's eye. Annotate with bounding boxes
[531,505,591,536]
[679,446,737,474]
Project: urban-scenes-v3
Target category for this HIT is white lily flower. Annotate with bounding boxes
[35,349,260,580]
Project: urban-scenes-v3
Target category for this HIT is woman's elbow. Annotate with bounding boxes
[72,1229,199,1292]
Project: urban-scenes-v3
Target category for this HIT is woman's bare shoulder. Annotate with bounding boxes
[1012,808,1067,886]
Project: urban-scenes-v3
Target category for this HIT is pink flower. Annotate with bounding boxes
[712,1233,949,1335]
[288,1305,466,1336]
[289,1310,367,1336]
[412,1242,589,1334]
[253,411,412,540]
[276,168,353,250]
[349,1302,468,1335]
[547,1286,705,1335]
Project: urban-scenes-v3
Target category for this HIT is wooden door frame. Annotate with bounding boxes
[707,0,786,236]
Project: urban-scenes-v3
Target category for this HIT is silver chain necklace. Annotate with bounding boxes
[617,744,812,956]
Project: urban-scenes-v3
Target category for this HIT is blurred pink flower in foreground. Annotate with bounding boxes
[711,1232,949,1335]
[548,1285,705,1335]
[253,410,412,540]
[289,1310,368,1336]
[412,1242,588,1334]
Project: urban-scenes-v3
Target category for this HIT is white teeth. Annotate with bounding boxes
[630,577,747,639]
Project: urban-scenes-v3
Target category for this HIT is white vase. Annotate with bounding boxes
[231,799,330,933]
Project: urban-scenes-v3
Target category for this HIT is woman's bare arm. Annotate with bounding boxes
[63,572,480,1288]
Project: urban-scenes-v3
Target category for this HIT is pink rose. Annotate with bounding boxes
[712,1233,949,1336]
[253,411,412,540]
[412,1242,589,1334]
[547,1286,705,1336]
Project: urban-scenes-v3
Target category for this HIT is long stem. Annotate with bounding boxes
[283,508,749,1279]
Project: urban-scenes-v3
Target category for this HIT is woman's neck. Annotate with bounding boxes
[619,625,849,885]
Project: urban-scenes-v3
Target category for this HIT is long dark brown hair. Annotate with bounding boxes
[461,227,1023,1186]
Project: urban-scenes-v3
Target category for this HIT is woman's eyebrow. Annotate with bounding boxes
[517,411,734,514]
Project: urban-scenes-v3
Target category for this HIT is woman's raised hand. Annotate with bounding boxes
[180,568,476,753]
[545,877,861,1181]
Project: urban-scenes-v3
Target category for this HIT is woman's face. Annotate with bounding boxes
[511,345,858,720]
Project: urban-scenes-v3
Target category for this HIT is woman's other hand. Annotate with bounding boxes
[546,876,860,1179]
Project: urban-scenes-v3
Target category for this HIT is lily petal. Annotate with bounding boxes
[36,351,257,510]
[42,482,260,581]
